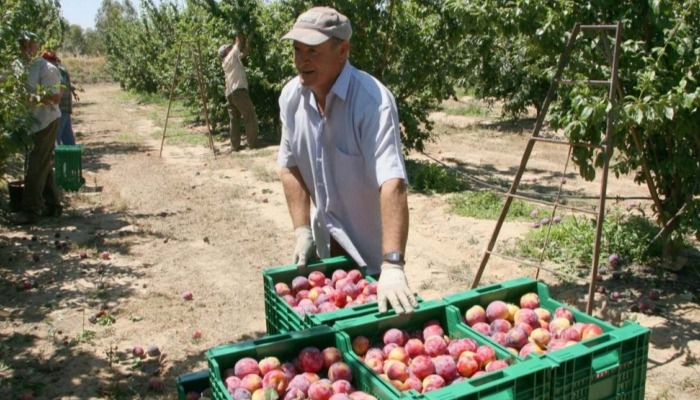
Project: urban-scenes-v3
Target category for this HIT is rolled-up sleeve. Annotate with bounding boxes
[277,84,297,168]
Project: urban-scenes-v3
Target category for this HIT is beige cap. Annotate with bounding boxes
[282,7,352,46]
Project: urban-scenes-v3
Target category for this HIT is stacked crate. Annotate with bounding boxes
[176,263,649,400]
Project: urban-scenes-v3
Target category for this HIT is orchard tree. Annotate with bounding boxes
[100,0,467,148]
[82,29,105,56]
[446,0,700,246]
[61,22,86,55]
[0,0,63,176]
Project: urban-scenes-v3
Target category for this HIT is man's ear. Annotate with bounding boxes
[339,40,350,58]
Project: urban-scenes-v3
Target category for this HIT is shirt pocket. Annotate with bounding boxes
[330,149,373,208]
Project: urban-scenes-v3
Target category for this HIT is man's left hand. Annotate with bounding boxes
[377,263,418,314]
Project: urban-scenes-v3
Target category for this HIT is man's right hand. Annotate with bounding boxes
[293,225,317,267]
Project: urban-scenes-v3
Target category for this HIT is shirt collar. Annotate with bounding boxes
[330,61,352,102]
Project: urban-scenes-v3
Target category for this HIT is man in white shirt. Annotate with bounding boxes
[11,32,63,225]
[277,7,418,314]
[218,33,258,151]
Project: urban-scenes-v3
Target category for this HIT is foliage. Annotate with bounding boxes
[441,99,494,118]
[448,190,542,220]
[405,159,470,194]
[0,0,63,177]
[514,209,663,272]
[445,0,700,244]
[61,22,85,55]
[59,21,104,56]
[96,0,465,147]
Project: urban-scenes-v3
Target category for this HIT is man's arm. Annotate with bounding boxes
[238,34,249,59]
[376,178,418,314]
[380,178,409,254]
[280,166,318,266]
[44,92,61,105]
[279,166,311,228]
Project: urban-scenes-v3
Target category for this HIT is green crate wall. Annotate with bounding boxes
[176,369,210,400]
[206,325,388,400]
[263,256,382,334]
[334,300,553,400]
[55,144,85,191]
[546,322,648,400]
[443,277,650,400]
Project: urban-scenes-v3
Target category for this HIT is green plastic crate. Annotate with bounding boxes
[206,325,383,400]
[443,277,649,399]
[334,300,552,400]
[263,256,381,334]
[544,322,649,400]
[176,369,211,399]
[55,144,85,191]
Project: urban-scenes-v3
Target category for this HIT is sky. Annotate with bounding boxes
[59,0,102,29]
[59,0,180,30]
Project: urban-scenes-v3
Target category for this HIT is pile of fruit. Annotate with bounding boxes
[275,269,377,317]
[222,347,377,400]
[463,292,603,357]
[352,321,509,393]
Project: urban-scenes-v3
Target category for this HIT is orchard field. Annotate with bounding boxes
[0,77,698,399]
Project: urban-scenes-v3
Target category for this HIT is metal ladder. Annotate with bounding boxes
[470,22,623,314]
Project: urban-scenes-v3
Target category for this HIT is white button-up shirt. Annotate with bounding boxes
[278,62,407,274]
[222,44,248,96]
[27,57,61,134]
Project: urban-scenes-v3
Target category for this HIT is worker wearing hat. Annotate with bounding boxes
[277,7,418,314]
[11,31,64,224]
[218,32,258,151]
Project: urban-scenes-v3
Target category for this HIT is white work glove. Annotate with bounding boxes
[293,225,317,267]
[377,263,418,314]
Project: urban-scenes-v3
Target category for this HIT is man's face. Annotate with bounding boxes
[21,40,39,57]
[293,39,348,96]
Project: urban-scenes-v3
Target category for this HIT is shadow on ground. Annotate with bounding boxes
[548,261,700,372]
[0,204,268,398]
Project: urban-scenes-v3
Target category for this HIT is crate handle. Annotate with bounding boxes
[582,333,611,348]
[469,369,506,386]
[591,348,620,375]
[476,283,503,293]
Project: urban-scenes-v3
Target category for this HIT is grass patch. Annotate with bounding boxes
[115,132,143,143]
[121,91,169,107]
[441,100,493,117]
[405,159,470,194]
[448,190,543,220]
[115,90,203,146]
[252,165,278,182]
[511,209,663,273]
[152,127,209,146]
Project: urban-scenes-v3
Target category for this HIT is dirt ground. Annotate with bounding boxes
[0,83,698,399]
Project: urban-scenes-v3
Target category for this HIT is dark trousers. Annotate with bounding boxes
[227,89,258,150]
[21,119,61,215]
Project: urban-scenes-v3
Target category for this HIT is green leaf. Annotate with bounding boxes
[581,106,594,120]
[633,108,644,125]
[605,101,613,113]
[664,107,674,120]
[683,92,697,108]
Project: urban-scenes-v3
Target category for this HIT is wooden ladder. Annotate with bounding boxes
[470,22,623,314]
